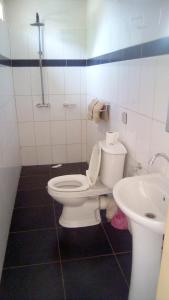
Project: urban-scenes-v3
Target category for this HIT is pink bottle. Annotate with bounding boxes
[111,210,128,230]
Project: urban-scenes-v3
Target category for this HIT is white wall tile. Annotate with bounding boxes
[13,68,31,95]
[67,144,81,162]
[127,60,140,112]
[82,144,87,162]
[0,67,13,96]
[18,122,35,146]
[30,67,48,95]
[82,120,87,143]
[21,147,37,166]
[36,146,52,165]
[50,121,66,145]
[47,68,65,94]
[9,26,29,59]
[33,96,50,121]
[81,68,87,93]
[44,24,64,59]
[135,115,152,168]
[63,30,85,59]
[139,58,156,117]
[34,122,50,146]
[65,68,81,94]
[66,120,81,144]
[80,95,87,119]
[49,95,66,120]
[28,27,40,59]
[52,145,67,163]
[149,120,169,174]
[65,95,81,120]
[15,96,33,122]
[118,62,129,107]
[153,56,169,122]
[124,110,137,159]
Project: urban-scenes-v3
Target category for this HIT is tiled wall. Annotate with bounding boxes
[13,66,87,165]
[87,56,169,175]
[0,0,21,277]
[6,0,87,165]
[86,0,169,176]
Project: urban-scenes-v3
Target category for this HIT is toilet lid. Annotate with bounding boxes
[86,143,101,186]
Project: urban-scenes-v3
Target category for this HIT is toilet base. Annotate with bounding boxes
[59,197,101,228]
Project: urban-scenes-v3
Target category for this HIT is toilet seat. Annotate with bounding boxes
[48,174,90,192]
[48,143,101,193]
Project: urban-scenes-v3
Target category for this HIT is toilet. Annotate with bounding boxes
[48,140,127,228]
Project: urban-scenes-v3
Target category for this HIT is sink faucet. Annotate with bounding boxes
[148,153,169,166]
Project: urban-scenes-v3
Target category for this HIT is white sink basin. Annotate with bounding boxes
[113,173,169,234]
[113,173,169,300]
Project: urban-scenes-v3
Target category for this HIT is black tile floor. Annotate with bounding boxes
[0,162,132,300]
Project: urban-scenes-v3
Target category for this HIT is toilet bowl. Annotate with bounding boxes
[48,140,127,228]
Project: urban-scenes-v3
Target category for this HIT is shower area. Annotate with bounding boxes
[10,1,87,166]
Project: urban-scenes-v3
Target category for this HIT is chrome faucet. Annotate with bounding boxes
[148,153,169,166]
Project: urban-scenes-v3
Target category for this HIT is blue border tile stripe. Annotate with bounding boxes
[0,54,11,66]
[11,59,87,67]
[87,37,169,66]
[1,36,169,67]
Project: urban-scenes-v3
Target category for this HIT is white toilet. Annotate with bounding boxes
[48,140,127,228]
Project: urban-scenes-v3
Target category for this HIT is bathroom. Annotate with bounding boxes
[0,0,169,299]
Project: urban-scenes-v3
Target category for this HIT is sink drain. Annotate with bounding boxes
[145,213,156,219]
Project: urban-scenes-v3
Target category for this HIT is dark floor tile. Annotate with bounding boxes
[63,256,128,300]
[4,229,59,267]
[18,175,49,191]
[21,165,50,177]
[103,223,132,253]
[15,189,53,208]
[117,253,132,284]
[50,162,88,178]
[0,263,64,300]
[58,224,112,260]
[10,206,55,232]
[54,202,63,224]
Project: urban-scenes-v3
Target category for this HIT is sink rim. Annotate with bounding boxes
[113,173,168,234]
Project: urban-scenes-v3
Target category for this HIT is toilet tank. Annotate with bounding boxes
[99,140,127,189]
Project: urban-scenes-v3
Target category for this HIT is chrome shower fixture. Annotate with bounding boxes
[30,12,45,27]
[30,13,49,108]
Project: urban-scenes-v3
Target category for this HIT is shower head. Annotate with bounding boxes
[30,12,44,26]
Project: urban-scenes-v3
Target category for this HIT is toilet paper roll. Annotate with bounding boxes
[106,131,119,145]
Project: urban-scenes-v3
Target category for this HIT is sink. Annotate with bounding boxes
[114,173,169,234]
[113,173,169,300]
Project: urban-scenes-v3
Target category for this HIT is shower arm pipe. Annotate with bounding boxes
[31,13,49,108]
[37,25,46,107]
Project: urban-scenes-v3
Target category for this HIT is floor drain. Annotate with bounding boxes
[145,213,156,219]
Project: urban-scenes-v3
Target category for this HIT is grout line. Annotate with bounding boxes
[52,199,67,300]
[114,250,132,255]
[14,204,53,210]
[101,223,130,288]
[20,173,50,178]
[3,260,60,270]
[61,253,115,263]
[18,187,48,192]
[3,253,123,271]
[10,227,56,234]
